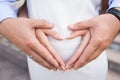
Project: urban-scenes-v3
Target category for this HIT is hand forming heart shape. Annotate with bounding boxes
[35,26,90,71]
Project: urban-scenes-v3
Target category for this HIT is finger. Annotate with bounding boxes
[27,40,59,68]
[29,19,54,29]
[73,36,101,70]
[67,30,88,39]
[24,47,57,70]
[66,62,75,70]
[36,30,65,67]
[87,45,104,62]
[43,29,63,40]
[76,61,89,69]
[76,49,101,69]
[66,31,90,67]
[68,20,91,30]
[31,52,57,70]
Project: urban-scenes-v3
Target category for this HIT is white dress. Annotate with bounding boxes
[26,0,108,80]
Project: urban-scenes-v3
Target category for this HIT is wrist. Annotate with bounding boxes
[0,18,16,24]
[107,7,120,21]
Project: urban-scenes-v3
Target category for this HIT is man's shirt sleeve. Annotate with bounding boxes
[109,0,120,9]
[0,0,17,22]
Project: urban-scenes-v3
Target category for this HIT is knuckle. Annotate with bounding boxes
[20,46,32,55]
[100,39,110,50]
[26,41,36,47]
[93,37,110,50]
[101,43,109,50]
[96,38,103,45]
[93,38,103,48]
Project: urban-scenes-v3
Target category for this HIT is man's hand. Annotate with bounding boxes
[66,14,120,70]
[66,29,90,69]
[0,18,64,70]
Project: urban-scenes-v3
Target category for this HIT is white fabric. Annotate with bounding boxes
[27,0,108,80]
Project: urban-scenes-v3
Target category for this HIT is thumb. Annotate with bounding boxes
[43,30,63,40]
[69,20,91,30]
[29,19,54,29]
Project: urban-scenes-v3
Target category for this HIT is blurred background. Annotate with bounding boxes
[0,0,120,80]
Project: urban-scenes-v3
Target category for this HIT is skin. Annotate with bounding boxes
[66,14,120,70]
[0,18,65,70]
[17,5,66,70]
[17,4,91,71]
[1,2,120,71]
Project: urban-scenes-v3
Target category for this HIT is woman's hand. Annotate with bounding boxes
[0,18,64,70]
[18,5,65,70]
[66,14,120,70]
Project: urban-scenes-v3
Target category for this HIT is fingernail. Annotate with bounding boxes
[59,35,66,40]
[73,66,78,70]
[59,67,63,71]
[53,67,57,71]
[61,62,65,66]
[59,36,64,40]
[65,65,70,69]
[66,36,71,39]
[69,25,74,28]
[61,65,66,70]
[48,23,54,27]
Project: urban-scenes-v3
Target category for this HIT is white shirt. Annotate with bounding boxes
[0,0,120,22]
[27,0,107,80]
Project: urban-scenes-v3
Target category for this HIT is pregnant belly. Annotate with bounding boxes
[48,36,81,63]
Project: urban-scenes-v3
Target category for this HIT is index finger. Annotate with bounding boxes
[27,41,59,68]
[36,30,65,68]
[73,36,101,69]
[66,31,90,68]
